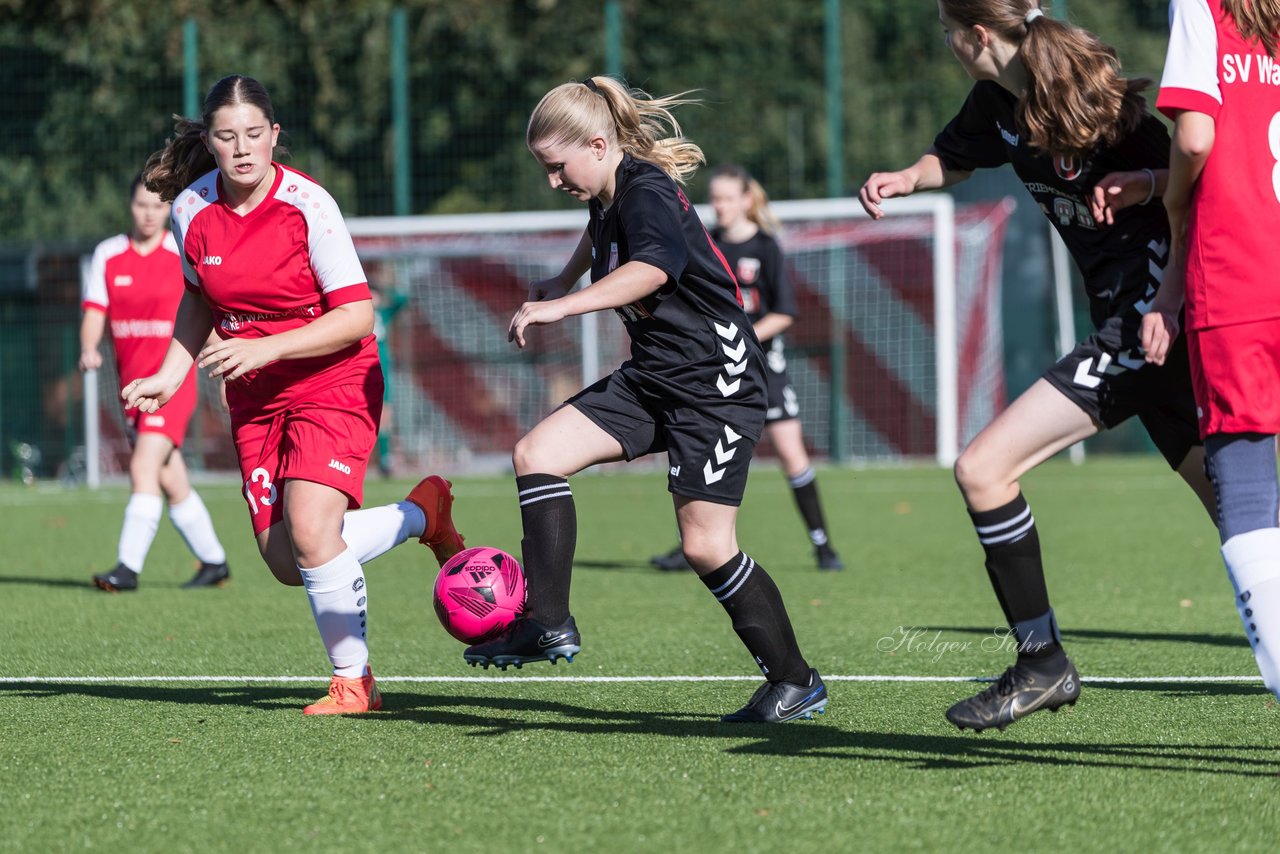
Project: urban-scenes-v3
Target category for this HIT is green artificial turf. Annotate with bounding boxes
[1,459,1276,852]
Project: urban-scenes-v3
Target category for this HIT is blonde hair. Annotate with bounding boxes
[143,74,288,202]
[941,0,1150,160]
[527,76,705,184]
[1223,0,1280,58]
[709,164,781,235]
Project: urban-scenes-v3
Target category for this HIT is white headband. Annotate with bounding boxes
[1025,7,1045,24]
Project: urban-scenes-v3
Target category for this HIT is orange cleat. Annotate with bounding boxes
[302,670,382,715]
[405,475,466,567]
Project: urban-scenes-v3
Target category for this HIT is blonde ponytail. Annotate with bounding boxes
[528,76,705,184]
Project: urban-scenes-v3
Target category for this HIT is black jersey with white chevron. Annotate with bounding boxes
[587,155,766,428]
[931,81,1172,329]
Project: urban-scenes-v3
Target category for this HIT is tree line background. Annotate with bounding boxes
[0,0,1173,242]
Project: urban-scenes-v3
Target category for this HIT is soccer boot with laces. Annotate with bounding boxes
[183,561,231,589]
[650,544,692,571]
[92,563,139,592]
[406,475,466,567]
[303,670,382,715]
[721,668,829,723]
[815,543,844,571]
[946,654,1081,733]
[463,615,581,670]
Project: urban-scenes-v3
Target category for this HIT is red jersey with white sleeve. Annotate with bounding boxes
[83,232,198,444]
[1156,0,1280,330]
[84,232,187,387]
[169,164,379,415]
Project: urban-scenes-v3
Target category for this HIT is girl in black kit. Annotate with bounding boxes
[465,76,827,723]
[859,0,1217,732]
[652,164,844,572]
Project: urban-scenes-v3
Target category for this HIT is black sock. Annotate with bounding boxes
[516,474,576,625]
[700,552,809,684]
[969,493,1061,661]
[788,467,830,546]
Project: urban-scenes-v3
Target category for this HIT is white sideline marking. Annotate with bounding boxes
[0,674,1263,685]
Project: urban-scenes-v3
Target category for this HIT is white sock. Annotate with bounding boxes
[301,549,369,678]
[168,492,227,565]
[117,493,163,573]
[1221,528,1280,696]
[341,501,425,564]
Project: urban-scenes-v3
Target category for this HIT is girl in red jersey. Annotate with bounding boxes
[81,176,230,593]
[463,77,827,724]
[1143,0,1280,699]
[859,1,1219,732]
[128,75,465,714]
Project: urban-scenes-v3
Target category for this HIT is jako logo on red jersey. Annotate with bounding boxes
[203,256,223,266]
[1053,156,1083,181]
[328,459,351,475]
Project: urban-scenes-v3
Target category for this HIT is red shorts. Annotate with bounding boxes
[1187,317,1280,437]
[232,383,382,535]
[127,368,198,447]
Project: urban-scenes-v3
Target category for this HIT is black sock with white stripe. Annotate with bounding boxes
[516,473,576,626]
[968,493,1061,661]
[700,551,809,684]
[787,467,830,546]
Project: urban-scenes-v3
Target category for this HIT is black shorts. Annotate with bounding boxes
[1041,318,1201,468]
[568,369,765,506]
[763,340,799,423]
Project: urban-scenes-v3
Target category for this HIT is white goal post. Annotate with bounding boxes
[82,193,1013,484]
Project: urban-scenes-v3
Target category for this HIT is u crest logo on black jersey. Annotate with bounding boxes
[1053,155,1083,182]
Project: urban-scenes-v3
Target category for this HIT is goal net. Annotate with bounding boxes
[83,194,1013,482]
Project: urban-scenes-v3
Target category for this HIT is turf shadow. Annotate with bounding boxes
[1,682,317,711]
[9,682,1276,778]
[572,557,663,571]
[0,575,106,589]
[366,692,1280,779]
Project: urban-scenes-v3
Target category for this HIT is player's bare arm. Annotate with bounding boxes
[859,150,971,219]
[531,230,593,301]
[509,260,667,348]
[753,312,793,342]
[79,307,106,371]
[1164,111,1215,261]
[123,288,213,412]
[1090,169,1167,226]
[199,298,374,382]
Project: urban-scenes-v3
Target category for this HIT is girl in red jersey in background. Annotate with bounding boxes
[1140,0,1280,699]
[81,176,230,593]
[130,75,465,715]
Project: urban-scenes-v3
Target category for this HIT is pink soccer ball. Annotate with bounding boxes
[433,546,526,643]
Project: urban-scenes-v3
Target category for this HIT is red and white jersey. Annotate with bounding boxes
[170,164,378,410]
[1157,0,1280,329]
[83,232,188,390]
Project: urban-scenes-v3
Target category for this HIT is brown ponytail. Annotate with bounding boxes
[941,0,1150,160]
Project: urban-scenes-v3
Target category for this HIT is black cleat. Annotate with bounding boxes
[464,615,581,670]
[650,545,692,572]
[92,564,138,592]
[183,562,231,589]
[721,668,828,723]
[946,655,1081,733]
[815,543,844,571]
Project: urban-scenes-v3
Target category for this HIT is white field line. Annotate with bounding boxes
[0,674,1262,685]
